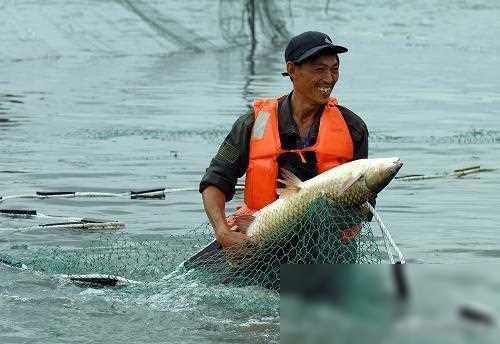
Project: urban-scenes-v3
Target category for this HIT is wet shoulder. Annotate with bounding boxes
[231,111,255,132]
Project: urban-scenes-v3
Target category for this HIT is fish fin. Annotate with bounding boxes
[276,179,293,196]
[337,172,363,196]
[235,215,255,234]
[278,169,303,198]
[280,169,303,187]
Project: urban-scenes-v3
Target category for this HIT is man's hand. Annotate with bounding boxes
[215,224,249,248]
[202,186,248,248]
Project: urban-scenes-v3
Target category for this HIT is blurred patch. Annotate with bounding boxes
[281,264,499,343]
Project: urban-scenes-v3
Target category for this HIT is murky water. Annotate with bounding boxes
[1,1,499,343]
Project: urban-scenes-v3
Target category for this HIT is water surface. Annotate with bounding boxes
[1,1,499,343]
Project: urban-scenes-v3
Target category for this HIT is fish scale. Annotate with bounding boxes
[246,157,403,242]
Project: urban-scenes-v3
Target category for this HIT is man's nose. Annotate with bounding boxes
[322,71,334,84]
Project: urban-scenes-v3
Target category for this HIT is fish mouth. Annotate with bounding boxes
[365,158,404,194]
[391,159,403,175]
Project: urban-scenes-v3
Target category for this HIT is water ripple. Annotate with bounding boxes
[371,129,500,145]
[70,127,230,143]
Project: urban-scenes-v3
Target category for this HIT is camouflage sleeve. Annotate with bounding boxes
[199,112,254,201]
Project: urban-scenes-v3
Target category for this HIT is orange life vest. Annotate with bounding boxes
[243,96,354,211]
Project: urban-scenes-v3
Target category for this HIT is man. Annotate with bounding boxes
[199,31,371,249]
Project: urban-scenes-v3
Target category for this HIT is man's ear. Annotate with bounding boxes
[286,62,295,81]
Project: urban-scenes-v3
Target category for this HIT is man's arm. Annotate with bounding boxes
[202,186,248,248]
[199,113,254,247]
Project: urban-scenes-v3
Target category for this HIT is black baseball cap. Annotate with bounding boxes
[282,31,348,76]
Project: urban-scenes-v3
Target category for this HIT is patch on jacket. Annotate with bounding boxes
[215,141,239,163]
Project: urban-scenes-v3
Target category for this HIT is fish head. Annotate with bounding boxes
[364,157,403,195]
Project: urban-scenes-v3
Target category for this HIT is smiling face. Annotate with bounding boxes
[287,52,339,106]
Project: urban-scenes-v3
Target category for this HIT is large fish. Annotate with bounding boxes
[238,157,403,241]
[184,157,403,269]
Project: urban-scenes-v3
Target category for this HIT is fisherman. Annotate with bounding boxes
[199,31,373,249]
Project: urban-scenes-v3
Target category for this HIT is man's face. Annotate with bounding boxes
[288,54,339,105]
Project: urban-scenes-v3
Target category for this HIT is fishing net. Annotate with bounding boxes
[4,199,381,288]
[1,197,381,292]
[218,0,290,45]
[183,198,381,291]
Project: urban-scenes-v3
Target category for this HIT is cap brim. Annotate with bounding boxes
[282,44,348,76]
[295,44,348,63]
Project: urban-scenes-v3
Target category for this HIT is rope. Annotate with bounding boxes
[0,189,165,202]
[395,165,495,182]
[365,202,405,264]
[0,186,244,204]
[0,209,124,230]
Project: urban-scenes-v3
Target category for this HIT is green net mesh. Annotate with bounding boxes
[184,198,381,291]
[1,198,382,291]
